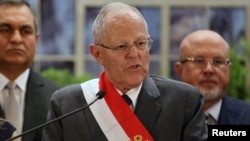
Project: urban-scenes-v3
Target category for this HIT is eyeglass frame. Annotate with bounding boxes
[180,57,231,68]
[95,38,153,53]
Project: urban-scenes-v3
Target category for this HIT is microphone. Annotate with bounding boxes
[6,90,105,141]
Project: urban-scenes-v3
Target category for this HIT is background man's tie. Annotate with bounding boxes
[4,81,21,132]
[206,113,217,125]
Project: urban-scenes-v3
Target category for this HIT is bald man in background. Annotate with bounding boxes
[175,29,250,125]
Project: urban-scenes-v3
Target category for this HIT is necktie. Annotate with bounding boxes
[4,82,20,131]
[122,94,134,110]
[122,94,132,105]
[206,113,217,125]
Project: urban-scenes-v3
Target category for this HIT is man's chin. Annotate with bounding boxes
[199,87,222,100]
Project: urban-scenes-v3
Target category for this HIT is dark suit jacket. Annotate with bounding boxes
[0,69,60,141]
[42,75,208,141]
[218,96,250,124]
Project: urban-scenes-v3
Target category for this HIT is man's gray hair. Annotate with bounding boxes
[92,2,148,44]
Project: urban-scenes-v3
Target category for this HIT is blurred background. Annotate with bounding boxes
[25,0,250,100]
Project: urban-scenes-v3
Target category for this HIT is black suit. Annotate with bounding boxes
[43,75,208,141]
[1,69,60,141]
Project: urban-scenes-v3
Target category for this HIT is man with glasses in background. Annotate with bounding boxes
[43,2,207,141]
[175,29,250,125]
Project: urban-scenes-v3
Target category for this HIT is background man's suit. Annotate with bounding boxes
[218,96,250,124]
[0,69,60,141]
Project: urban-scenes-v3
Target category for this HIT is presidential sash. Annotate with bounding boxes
[81,72,154,141]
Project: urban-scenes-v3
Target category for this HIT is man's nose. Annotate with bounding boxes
[203,59,215,71]
[10,31,22,43]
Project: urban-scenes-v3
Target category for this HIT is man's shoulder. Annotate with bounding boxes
[51,83,82,100]
[223,96,250,107]
[148,74,201,99]
[29,69,61,88]
[149,74,197,90]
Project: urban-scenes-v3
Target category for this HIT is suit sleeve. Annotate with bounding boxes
[182,89,208,141]
[42,89,63,141]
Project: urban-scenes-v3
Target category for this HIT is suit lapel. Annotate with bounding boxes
[219,96,241,124]
[135,76,162,131]
[23,70,41,126]
[22,70,46,140]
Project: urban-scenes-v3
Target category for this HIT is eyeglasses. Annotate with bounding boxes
[96,38,153,54]
[180,57,231,68]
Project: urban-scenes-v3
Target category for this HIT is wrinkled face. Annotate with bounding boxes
[175,32,230,101]
[90,11,150,92]
[0,4,38,71]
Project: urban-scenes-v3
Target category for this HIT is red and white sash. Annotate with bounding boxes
[81,72,154,141]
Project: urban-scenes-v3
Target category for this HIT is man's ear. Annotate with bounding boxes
[89,44,104,65]
[174,62,182,77]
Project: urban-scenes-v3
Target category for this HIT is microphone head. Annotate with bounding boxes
[96,90,105,99]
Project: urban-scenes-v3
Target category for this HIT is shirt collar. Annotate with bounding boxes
[205,99,222,121]
[15,69,30,91]
[0,74,9,91]
[0,69,30,91]
[116,82,143,107]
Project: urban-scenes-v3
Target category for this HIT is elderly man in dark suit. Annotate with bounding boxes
[0,1,60,141]
[42,2,207,141]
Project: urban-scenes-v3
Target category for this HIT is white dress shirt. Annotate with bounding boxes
[205,99,222,122]
[0,69,30,134]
